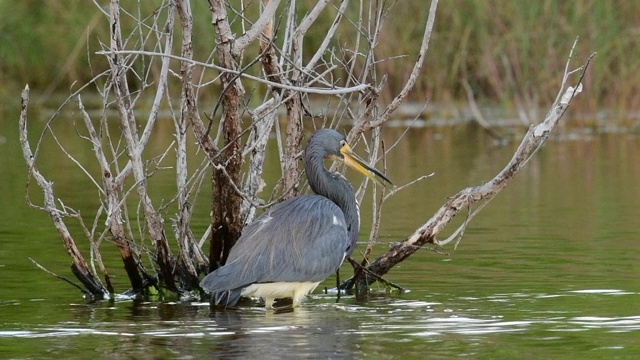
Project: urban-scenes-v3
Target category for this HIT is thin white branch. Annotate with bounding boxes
[304,0,349,73]
[383,173,434,201]
[364,0,438,130]
[232,0,283,55]
[96,50,372,95]
[140,1,175,150]
[241,98,277,225]
[291,0,330,79]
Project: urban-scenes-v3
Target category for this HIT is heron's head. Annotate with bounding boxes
[309,129,393,187]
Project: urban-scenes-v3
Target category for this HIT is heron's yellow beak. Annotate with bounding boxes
[338,143,393,187]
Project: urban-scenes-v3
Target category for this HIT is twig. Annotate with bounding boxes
[303,0,348,74]
[356,0,439,133]
[461,78,506,142]
[29,258,90,297]
[386,242,450,256]
[383,173,434,201]
[346,258,407,293]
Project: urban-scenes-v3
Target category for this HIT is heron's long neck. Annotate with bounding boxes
[306,152,360,255]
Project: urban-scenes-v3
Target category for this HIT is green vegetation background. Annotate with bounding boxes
[1,1,637,118]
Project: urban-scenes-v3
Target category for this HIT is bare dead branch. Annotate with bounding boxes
[241,99,278,225]
[461,78,505,142]
[140,1,175,149]
[356,0,439,133]
[382,173,435,202]
[96,50,372,95]
[346,257,407,294]
[232,0,283,55]
[29,258,92,298]
[343,50,595,290]
[108,0,178,292]
[174,0,208,288]
[304,0,349,74]
[19,86,109,299]
[77,95,146,292]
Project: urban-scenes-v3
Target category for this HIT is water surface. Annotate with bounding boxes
[1,104,639,358]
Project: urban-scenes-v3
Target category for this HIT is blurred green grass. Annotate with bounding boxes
[1,0,636,119]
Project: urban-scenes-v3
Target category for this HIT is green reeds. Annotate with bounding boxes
[1,1,637,119]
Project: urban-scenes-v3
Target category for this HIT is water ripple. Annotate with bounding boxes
[568,316,640,332]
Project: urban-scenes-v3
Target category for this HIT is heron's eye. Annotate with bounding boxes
[339,140,346,148]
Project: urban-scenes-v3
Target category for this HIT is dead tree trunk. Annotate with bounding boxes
[206,0,246,271]
[173,0,208,290]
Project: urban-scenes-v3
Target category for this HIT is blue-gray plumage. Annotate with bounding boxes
[200,129,392,308]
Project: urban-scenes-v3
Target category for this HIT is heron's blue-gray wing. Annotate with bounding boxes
[200,195,349,299]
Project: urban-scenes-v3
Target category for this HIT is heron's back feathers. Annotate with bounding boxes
[199,195,350,306]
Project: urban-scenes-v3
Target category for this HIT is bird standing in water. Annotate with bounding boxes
[200,129,392,308]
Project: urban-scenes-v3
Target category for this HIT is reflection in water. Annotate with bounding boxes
[42,300,362,358]
[205,305,360,359]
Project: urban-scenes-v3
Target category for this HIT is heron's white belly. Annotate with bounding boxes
[242,281,320,308]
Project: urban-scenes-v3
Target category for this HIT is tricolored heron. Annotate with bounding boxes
[200,129,392,308]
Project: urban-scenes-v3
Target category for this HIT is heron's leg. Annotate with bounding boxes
[292,293,305,308]
[336,268,341,301]
[264,297,275,309]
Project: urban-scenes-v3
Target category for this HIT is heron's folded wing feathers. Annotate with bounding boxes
[200,195,349,298]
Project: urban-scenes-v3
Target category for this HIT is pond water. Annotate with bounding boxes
[1,102,639,358]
